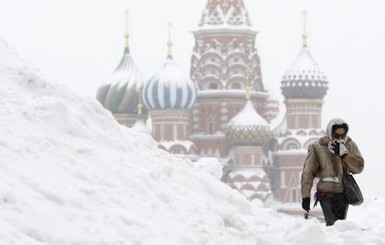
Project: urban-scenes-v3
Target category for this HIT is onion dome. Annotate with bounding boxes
[280,12,328,99]
[143,58,196,110]
[143,23,197,111]
[226,100,270,146]
[96,49,144,113]
[262,93,280,123]
[96,12,145,114]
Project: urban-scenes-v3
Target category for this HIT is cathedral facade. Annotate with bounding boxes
[96,0,328,213]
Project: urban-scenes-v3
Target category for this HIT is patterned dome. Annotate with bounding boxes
[96,48,145,114]
[226,100,270,146]
[143,56,197,110]
[281,46,328,99]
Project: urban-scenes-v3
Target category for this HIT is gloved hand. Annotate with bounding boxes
[331,141,340,155]
[332,141,348,157]
[339,143,348,157]
[302,197,310,212]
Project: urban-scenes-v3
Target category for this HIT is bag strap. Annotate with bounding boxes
[341,157,350,174]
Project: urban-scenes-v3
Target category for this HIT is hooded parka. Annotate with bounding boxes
[301,118,364,198]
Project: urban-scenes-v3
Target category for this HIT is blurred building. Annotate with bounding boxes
[96,1,328,213]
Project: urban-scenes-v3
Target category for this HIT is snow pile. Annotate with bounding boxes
[0,38,385,244]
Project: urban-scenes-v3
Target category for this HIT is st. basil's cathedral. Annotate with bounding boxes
[96,0,328,214]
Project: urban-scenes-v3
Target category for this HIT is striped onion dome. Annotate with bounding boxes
[226,100,270,146]
[281,45,328,99]
[143,56,197,110]
[96,47,145,114]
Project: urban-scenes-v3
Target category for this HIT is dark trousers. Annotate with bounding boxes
[319,192,349,226]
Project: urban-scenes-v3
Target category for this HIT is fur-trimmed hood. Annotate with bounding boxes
[326,118,349,143]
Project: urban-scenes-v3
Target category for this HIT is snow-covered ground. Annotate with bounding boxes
[0,38,384,245]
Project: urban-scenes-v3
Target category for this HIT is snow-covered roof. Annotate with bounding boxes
[226,100,270,146]
[143,56,197,110]
[280,45,328,99]
[228,100,269,127]
[282,46,327,82]
[96,48,145,114]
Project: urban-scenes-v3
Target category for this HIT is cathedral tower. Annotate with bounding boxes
[190,0,276,160]
[223,76,272,202]
[270,12,328,211]
[280,11,328,130]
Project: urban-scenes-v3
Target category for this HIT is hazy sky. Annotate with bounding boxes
[1,0,385,197]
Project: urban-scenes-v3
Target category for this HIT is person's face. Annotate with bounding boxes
[332,128,346,140]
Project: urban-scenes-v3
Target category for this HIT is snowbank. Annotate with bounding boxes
[0,38,385,244]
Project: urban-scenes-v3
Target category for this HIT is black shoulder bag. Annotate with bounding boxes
[342,171,363,206]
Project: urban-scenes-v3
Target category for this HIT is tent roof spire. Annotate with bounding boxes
[124,9,130,53]
[302,10,308,47]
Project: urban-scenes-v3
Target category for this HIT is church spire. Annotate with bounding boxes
[302,10,308,47]
[124,10,130,54]
[167,22,173,58]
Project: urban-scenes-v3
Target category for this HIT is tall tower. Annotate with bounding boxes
[143,23,197,158]
[96,11,146,127]
[270,12,328,212]
[223,75,272,202]
[280,11,328,130]
[190,0,275,160]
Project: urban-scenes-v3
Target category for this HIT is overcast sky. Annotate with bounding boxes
[1,0,385,197]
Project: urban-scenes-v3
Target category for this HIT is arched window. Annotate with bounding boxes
[173,148,181,154]
[287,143,298,150]
[209,83,218,90]
[231,82,241,89]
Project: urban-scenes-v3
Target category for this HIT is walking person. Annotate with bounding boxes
[301,118,364,226]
